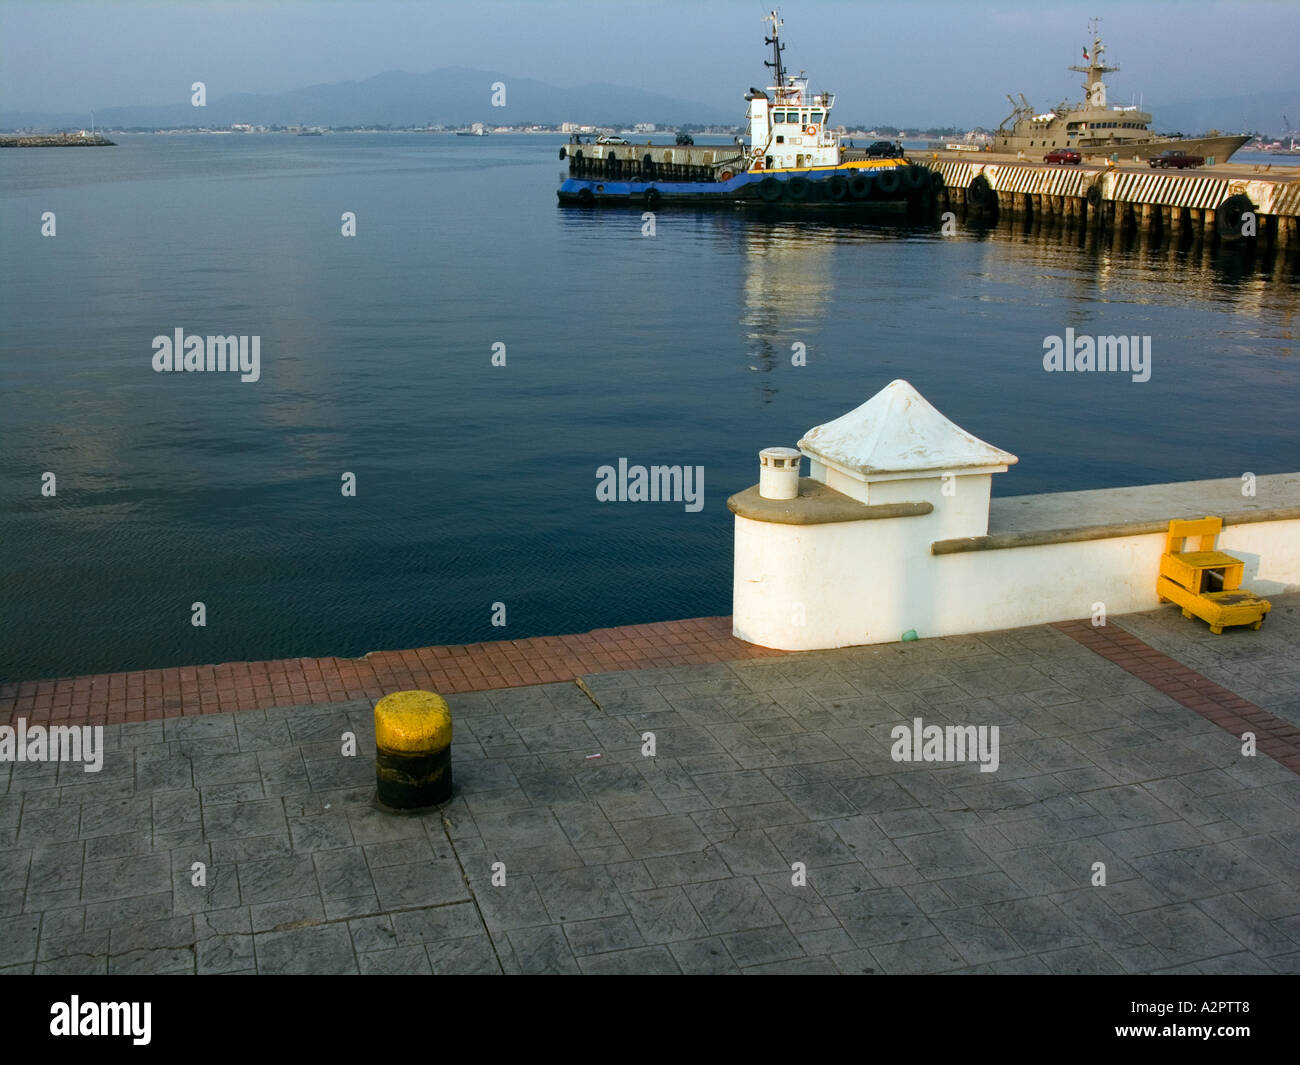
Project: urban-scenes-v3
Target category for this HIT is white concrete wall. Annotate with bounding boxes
[815,471,993,538]
[732,512,1300,650]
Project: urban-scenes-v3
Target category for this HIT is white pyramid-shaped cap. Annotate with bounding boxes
[798,379,1018,481]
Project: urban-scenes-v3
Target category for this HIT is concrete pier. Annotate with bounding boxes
[925,157,1300,249]
[730,380,1300,651]
[5,597,1300,974]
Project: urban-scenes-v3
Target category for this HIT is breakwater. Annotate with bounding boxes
[0,132,115,147]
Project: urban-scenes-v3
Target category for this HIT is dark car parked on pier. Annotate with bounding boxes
[863,140,904,158]
[1149,149,1203,169]
[1043,148,1082,165]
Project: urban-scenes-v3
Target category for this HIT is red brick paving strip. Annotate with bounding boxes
[1055,619,1300,775]
[0,617,786,728]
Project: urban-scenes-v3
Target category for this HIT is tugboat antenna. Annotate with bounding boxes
[762,9,786,89]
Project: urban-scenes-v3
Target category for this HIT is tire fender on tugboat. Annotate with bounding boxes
[786,176,811,201]
[827,175,849,201]
[758,176,783,202]
[876,168,901,194]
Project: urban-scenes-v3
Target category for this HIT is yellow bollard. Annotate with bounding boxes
[374,690,453,809]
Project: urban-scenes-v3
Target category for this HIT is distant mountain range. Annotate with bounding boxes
[0,67,736,130]
[3,68,1295,136]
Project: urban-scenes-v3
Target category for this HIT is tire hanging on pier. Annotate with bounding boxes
[645,187,661,209]
[929,170,946,195]
[827,175,849,201]
[1216,193,1255,241]
[758,176,783,202]
[559,147,567,159]
[967,174,993,208]
[786,177,811,202]
[1086,182,1103,209]
[876,168,901,194]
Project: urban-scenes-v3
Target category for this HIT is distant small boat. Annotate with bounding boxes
[297,127,324,137]
[456,123,489,137]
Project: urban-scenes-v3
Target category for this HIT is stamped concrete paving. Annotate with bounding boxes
[3,596,1298,975]
[1118,593,1300,734]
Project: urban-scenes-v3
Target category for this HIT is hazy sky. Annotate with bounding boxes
[2,0,1296,126]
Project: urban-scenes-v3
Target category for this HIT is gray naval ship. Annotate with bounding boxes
[994,21,1249,162]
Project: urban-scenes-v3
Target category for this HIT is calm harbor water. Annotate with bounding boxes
[2,133,1297,681]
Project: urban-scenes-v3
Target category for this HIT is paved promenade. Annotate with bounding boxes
[0,617,781,726]
[2,596,1298,974]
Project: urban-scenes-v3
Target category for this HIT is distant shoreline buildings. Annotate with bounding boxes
[0,120,988,141]
[5,121,1295,153]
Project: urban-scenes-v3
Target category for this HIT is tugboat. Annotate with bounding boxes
[994,20,1249,162]
[557,10,937,208]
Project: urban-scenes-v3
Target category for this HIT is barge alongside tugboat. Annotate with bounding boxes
[557,10,938,209]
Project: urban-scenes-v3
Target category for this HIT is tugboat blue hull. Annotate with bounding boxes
[557,162,939,208]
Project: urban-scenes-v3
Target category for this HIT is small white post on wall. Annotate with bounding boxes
[758,447,802,500]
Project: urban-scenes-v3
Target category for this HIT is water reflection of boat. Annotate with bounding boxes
[737,220,858,403]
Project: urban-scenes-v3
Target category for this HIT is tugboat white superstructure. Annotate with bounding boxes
[745,10,842,172]
[558,10,938,208]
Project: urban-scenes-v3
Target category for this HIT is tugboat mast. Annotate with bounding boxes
[763,10,786,90]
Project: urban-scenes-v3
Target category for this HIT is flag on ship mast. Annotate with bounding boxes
[1082,46,1090,61]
